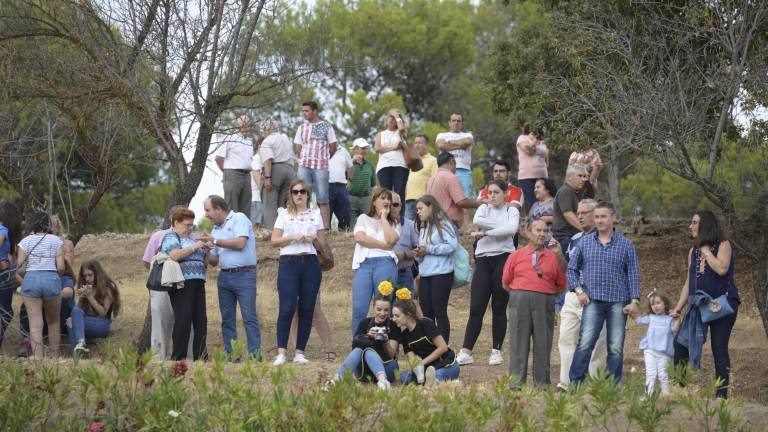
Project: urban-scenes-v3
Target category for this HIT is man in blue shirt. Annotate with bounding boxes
[567,201,641,384]
[203,195,261,359]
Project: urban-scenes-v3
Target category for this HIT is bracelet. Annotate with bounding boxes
[264,176,272,179]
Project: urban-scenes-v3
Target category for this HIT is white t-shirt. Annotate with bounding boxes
[273,208,324,256]
[436,131,473,170]
[376,130,407,172]
[250,154,263,202]
[215,134,254,170]
[352,214,398,269]
[329,146,353,184]
[18,234,63,272]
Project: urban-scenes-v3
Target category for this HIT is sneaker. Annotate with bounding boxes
[17,340,31,358]
[272,354,287,366]
[456,349,474,365]
[488,349,503,366]
[424,366,436,385]
[377,379,391,391]
[556,382,569,392]
[293,353,310,364]
[74,340,90,354]
[323,376,339,392]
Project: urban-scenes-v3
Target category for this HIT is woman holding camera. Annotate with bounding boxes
[374,108,409,208]
[457,180,520,367]
[328,283,398,390]
[67,260,121,353]
[390,289,459,384]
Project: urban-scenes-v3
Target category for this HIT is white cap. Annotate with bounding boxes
[352,138,370,148]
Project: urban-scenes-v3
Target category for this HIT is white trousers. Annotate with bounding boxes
[558,292,607,385]
[150,290,193,360]
[644,349,671,395]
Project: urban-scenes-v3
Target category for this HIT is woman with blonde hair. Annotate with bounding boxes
[259,118,297,230]
[374,109,409,211]
[350,187,399,335]
[271,179,327,365]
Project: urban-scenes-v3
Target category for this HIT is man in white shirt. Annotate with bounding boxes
[216,115,255,215]
[436,113,474,198]
[328,143,354,231]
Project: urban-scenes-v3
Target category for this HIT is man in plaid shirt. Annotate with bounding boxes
[566,201,641,385]
[294,101,337,229]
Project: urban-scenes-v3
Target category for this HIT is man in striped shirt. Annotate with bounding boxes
[567,201,641,385]
[294,101,337,229]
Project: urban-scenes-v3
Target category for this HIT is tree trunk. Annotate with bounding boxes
[754,257,768,341]
[607,148,621,217]
[134,302,153,354]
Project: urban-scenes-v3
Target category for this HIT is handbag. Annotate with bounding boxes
[313,236,334,271]
[403,143,423,172]
[146,260,170,291]
[451,243,471,289]
[698,293,734,323]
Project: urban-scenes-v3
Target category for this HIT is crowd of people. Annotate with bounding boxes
[0,102,741,398]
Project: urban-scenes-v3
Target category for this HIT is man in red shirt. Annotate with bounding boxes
[477,160,523,211]
[502,219,566,388]
[426,152,485,228]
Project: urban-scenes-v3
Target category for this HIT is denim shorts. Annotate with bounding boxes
[21,271,62,299]
[455,168,473,198]
[297,166,330,204]
[61,275,75,289]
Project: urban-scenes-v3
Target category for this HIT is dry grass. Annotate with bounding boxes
[1,228,767,404]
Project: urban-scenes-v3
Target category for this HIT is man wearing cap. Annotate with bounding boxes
[348,138,377,228]
[216,115,255,215]
[328,142,354,231]
[404,134,437,221]
[426,152,485,229]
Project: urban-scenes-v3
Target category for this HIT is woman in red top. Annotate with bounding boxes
[502,219,566,387]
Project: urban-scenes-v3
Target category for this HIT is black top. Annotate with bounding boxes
[553,184,580,238]
[390,318,455,369]
[354,316,396,361]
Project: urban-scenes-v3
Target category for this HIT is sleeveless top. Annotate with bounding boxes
[376,129,406,171]
[688,243,740,304]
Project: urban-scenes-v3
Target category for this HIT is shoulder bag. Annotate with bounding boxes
[313,236,334,271]
[694,248,735,323]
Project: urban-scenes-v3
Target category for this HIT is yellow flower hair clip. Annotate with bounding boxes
[378,280,394,297]
[395,288,411,300]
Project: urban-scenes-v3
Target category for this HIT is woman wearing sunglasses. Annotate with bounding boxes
[501,219,566,388]
[271,179,327,365]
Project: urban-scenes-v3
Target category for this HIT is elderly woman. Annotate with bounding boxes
[260,118,297,230]
[502,219,566,387]
[516,123,550,213]
[671,210,740,399]
[160,207,209,360]
[375,109,409,209]
[527,178,557,234]
[17,211,65,358]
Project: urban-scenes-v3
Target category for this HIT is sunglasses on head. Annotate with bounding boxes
[291,189,308,196]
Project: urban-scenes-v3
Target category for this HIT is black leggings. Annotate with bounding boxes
[418,272,453,343]
[462,253,510,351]
[674,303,738,398]
[168,279,207,360]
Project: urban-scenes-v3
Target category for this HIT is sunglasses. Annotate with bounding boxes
[532,252,543,278]
[291,189,308,196]
[391,203,400,208]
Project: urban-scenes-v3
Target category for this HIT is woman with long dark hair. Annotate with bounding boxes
[671,210,740,398]
[67,260,122,353]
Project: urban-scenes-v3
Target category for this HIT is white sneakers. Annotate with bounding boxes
[456,349,474,365]
[273,354,287,366]
[292,353,310,364]
[488,349,504,366]
[424,366,436,385]
[74,340,89,354]
[377,379,391,390]
[457,349,503,366]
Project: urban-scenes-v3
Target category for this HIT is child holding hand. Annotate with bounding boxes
[632,291,679,395]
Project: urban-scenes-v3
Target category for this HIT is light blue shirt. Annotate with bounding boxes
[211,211,256,269]
[416,221,458,277]
[637,314,675,357]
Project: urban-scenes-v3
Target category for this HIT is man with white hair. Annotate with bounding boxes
[552,164,589,253]
[216,115,255,214]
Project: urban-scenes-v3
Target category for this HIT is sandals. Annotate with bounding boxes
[325,351,337,362]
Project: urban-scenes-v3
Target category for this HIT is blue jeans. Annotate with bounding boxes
[519,178,538,213]
[0,270,16,348]
[277,255,322,350]
[67,306,111,348]
[401,361,460,383]
[455,168,473,198]
[217,269,261,355]
[569,300,628,384]
[297,166,330,204]
[553,235,573,310]
[376,167,409,206]
[396,267,415,292]
[338,347,399,382]
[351,257,398,336]
[404,200,417,221]
[328,183,352,230]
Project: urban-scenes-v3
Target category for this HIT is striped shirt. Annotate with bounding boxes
[348,159,376,196]
[567,229,641,302]
[18,234,63,272]
[293,121,337,170]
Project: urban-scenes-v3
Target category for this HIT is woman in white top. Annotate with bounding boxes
[271,179,327,365]
[457,180,520,366]
[16,211,65,358]
[351,187,399,335]
[374,109,409,212]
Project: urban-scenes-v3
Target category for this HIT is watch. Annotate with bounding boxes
[631,298,640,305]
[213,238,218,247]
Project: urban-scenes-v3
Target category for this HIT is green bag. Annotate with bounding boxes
[452,243,471,289]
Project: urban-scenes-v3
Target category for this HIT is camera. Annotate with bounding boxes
[371,326,388,342]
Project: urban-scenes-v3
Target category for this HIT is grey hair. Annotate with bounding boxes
[260,118,280,136]
[566,164,588,178]
[578,198,598,211]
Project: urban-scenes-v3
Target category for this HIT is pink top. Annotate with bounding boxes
[142,228,170,264]
[426,168,467,228]
[516,134,549,180]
